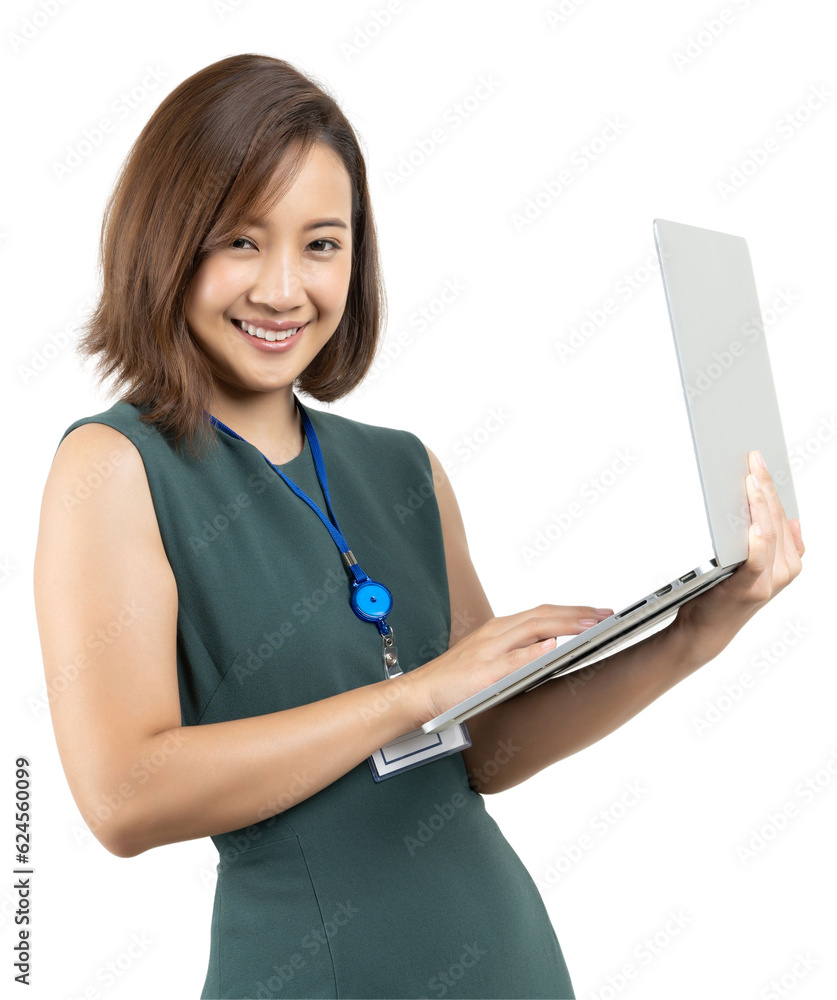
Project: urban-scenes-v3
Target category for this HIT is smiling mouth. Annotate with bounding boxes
[231,319,306,342]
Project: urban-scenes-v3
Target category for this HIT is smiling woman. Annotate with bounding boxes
[32,50,803,1000]
[33,53,581,1000]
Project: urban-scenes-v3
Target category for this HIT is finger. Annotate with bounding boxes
[753,450,790,522]
[505,633,561,671]
[741,471,772,591]
[561,604,615,624]
[489,604,611,630]
[493,605,613,650]
[749,451,786,556]
[750,450,796,578]
[748,452,781,558]
[788,517,806,559]
[501,604,615,670]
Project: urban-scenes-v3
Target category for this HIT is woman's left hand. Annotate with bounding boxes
[668,449,805,658]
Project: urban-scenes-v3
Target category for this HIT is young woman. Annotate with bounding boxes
[33,53,804,1000]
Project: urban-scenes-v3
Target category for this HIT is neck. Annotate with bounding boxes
[209,385,305,466]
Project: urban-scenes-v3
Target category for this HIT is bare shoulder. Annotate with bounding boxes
[422,444,463,536]
[34,421,180,853]
[422,443,450,496]
[36,419,175,600]
[422,443,494,641]
[41,422,163,540]
[54,419,142,462]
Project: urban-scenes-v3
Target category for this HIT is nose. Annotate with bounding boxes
[247,247,307,314]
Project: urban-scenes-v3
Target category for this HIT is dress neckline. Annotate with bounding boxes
[207,403,315,472]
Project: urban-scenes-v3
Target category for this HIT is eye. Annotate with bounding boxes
[230,237,257,250]
[309,238,341,254]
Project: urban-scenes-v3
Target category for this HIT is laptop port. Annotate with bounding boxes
[655,584,673,596]
[679,570,697,584]
[616,599,647,619]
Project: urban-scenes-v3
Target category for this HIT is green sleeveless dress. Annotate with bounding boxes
[59,398,575,1000]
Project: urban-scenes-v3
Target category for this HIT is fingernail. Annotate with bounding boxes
[595,608,614,617]
[579,618,599,626]
[754,523,762,536]
[756,449,766,469]
[751,473,763,492]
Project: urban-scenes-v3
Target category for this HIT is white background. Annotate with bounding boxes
[2,1,835,998]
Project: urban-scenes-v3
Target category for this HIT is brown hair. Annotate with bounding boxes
[77,53,385,458]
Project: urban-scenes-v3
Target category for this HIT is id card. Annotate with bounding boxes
[368,722,471,782]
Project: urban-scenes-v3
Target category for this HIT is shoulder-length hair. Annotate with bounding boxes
[77,53,385,458]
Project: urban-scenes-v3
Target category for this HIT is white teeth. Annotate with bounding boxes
[238,321,301,341]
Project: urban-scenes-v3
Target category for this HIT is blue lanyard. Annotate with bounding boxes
[207,398,396,644]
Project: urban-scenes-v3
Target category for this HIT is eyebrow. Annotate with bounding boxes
[247,218,349,232]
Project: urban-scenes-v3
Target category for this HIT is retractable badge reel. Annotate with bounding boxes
[345,564,400,679]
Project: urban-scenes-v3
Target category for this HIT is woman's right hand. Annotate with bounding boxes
[405,603,613,726]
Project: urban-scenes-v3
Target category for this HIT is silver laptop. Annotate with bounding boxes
[421,218,799,735]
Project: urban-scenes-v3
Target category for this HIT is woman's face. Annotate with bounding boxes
[184,142,354,399]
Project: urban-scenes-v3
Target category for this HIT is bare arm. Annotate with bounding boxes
[423,445,804,793]
[34,425,427,858]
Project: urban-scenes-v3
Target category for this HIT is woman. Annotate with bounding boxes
[33,53,804,999]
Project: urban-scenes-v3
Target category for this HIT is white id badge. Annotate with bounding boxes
[368,625,471,780]
[368,722,471,782]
